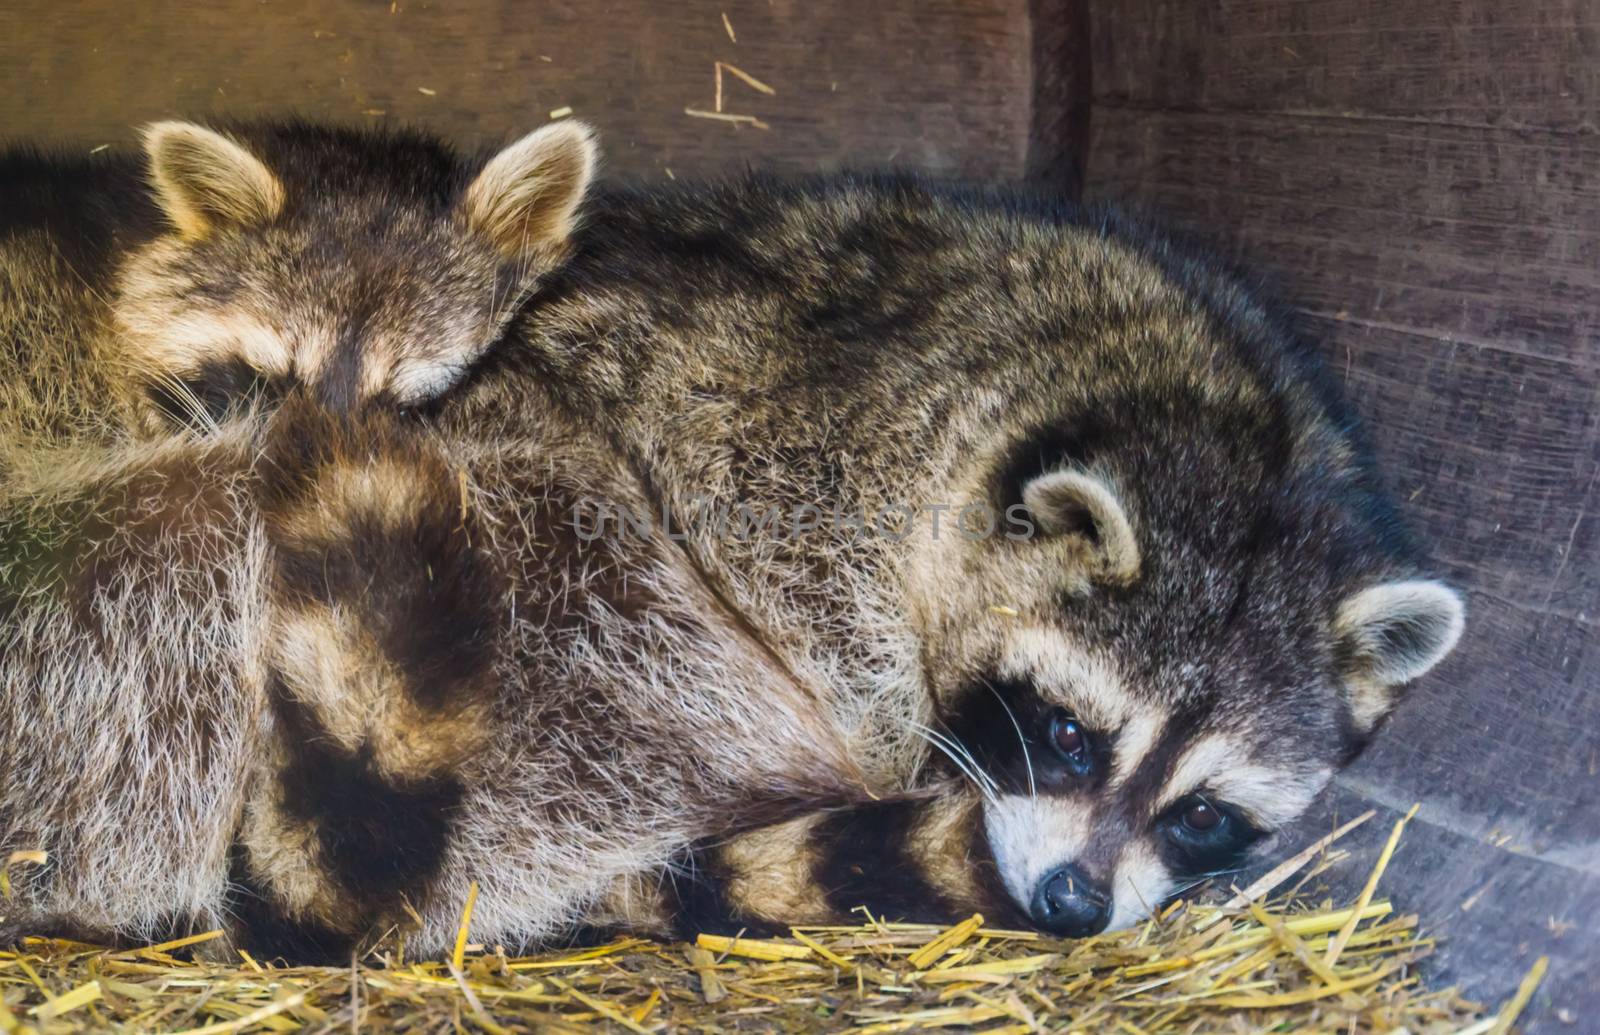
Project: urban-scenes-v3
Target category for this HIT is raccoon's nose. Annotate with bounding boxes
[1031,864,1111,938]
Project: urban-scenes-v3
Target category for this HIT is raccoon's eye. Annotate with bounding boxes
[1181,800,1221,833]
[1161,796,1264,874]
[1166,795,1232,840]
[1048,710,1093,775]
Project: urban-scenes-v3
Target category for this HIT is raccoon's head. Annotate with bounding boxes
[117,119,597,427]
[916,401,1464,938]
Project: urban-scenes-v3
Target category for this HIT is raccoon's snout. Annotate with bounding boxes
[1031,863,1111,938]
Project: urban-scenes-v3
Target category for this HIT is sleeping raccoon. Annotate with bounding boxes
[446,173,1468,940]
[2,135,1465,958]
[0,117,595,444]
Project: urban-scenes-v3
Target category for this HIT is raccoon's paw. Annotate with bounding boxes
[257,398,506,779]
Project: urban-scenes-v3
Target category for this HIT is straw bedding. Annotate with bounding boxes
[0,811,1542,1033]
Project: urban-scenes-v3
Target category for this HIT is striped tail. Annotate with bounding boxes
[227,395,507,959]
[591,788,1029,940]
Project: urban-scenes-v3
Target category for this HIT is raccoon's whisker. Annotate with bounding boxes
[1167,878,1212,898]
[907,721,999,807]
[1123,872,1156,920]
[932,719,1009,804]
[107,333,219,435]
[915,722,998,795]
[907,723,998,805]
[1166,866,1250,900]
[144,363,219,435]
[907,721,979,784]
[1198,865,1248,880]
[982,678,1035,802]
[933,749,1000,809]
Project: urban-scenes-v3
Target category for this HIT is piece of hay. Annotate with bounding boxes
[1488,955,1549,1035]
[684,108,771,131]
[696,933,812,962]
[1324,801,1418,967]
[719,62,776,96]
[451,880,479,973]
[1216,809,1375,913]
[905,913,982,969]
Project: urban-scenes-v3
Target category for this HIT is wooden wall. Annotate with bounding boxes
[1083,4,1598,1027]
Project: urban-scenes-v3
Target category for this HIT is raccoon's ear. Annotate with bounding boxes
[142,121,284,240]
[1020,469,1140,579]
[463,121,597,264]
[1334,579,1465,731]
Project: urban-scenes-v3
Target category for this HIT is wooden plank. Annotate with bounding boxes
[0,0,1050,183]
[1284,788,1597,1021]
[1091,0,1599,133]
[1025,0,1092,196]
[1086,109,1600,612]
[1363,591,1600,849]
[1089,110,1600,361]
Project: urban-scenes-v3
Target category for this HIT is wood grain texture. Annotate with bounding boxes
[1026,0,1093,195]
[0,0,1077,187]
[1085,5,1599,1029]
[1092,0,1599,133]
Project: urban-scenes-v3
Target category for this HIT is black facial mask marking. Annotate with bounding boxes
[940,676,1115,796]
[944,673,1270,913]
[145,355,289,428]
[1154,793,1267,878]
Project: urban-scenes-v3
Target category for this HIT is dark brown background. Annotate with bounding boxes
[3,1,1594,1028]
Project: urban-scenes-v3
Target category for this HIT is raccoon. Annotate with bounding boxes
[1,123,603,949]
[443,173,1467,939]
[2,141,1464,958]
[5,121,870,958]
[0,117,595,444]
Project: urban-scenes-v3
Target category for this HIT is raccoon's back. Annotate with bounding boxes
[0,147,157,447]
[0,146,158,281]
